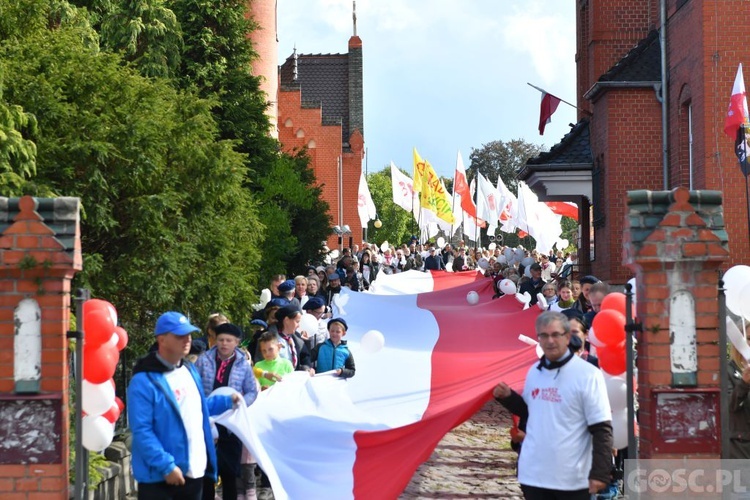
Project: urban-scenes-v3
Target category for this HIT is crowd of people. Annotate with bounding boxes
[126,237,633,500]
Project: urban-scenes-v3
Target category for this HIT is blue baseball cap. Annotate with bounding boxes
[154,311,200,336]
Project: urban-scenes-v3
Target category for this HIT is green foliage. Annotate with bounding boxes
[254,151,331,283]
[365,167,415,247]
[0,11,262,336]
[0,92,38,194]
[98,0,184,78]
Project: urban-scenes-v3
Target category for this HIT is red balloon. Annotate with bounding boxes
[115,326,129,351]
[598,342,626,376]
[84,309,116,348]
[101,402,121,424]
[83,299,117,322]
[601,292,627,316]
[83,343,120,384]
[115,396,125,413]
[591,309,626,347]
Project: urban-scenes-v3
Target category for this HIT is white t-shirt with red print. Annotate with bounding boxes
[517,354,611,491]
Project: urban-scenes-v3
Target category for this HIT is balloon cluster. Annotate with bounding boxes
[81,299,128,452]
[587,289,635,449]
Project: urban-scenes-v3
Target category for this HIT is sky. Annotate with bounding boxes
[277,0,578,179]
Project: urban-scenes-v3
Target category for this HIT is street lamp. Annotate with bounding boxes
[374,218,382,229]
[332,225,343,251]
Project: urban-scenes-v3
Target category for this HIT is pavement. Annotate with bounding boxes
[401,400,523,499]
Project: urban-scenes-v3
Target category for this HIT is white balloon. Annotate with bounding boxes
[603,373,628,412]
[360,330,385,353]
[514,248,525,260]
[82,379,115,417]
[436,237,446,248]
[488,242,497,251]
[556,238,569,250]
[521,256,535,267]
[477,257,490,270]
[499,279,517,295]
[524,266,532,278]
[445,262,453,272]
[611,408,629,450]
[497,255,507,265]
[588,326,605,348]
[466,291,480,305]
[82,415,114,452]
[515,292,531,310]
[503,248,514,261]
[299,313,319,338]
[724,265,750,315]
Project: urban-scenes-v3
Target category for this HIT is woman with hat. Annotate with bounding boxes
[195,322,258,500]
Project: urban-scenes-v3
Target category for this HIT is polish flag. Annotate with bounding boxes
[217,280,540,499]
[725,63,749,139]
[539,92,562,135]
[368,269,485,295]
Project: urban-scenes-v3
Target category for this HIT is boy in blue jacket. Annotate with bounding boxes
[127,311,240,499]
[311,318,356,378]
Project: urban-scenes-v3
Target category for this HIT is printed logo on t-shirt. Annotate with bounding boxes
[531,387,561,403]
[173,386,186,404]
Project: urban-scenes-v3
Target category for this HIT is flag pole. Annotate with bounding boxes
[527,82,592,116]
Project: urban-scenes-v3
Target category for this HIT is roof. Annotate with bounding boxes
[0,197,80,258]
[279,53,350,145]
[626,189,727,245]
[520,119,593,178]
[599,29,661,83]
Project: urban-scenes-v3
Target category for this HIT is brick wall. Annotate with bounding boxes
[0,196,81,499]
[589,89,663,283]
[278,88,364,251]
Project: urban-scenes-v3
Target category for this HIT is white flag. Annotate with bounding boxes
[390,162,418,214]
[358,170,377,226]
[476,173,502,234]
[516,182,562,254]
[496,176,518,233]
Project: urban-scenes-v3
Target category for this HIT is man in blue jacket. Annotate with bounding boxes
[128,311,240,499]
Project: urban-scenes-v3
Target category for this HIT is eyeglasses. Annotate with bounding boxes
[537,332,568,340]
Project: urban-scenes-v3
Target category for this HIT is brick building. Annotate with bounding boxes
[520,0,750,282]
[248,1,365,251]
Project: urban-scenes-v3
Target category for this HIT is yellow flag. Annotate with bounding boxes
[417,154,455,224]
[412,148,425,194]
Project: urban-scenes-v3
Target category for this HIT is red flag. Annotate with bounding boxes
[539,92,561,135]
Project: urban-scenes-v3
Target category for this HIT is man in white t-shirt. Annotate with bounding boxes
[493,311,613,499]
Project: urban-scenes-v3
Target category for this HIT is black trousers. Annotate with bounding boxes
[521,484,591,500]
[138,476,203,500]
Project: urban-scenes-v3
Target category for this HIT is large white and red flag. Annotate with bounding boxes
[368,269,484,295]
[725,63,750,176]
[357,170,377,226]
[217,281,540,499]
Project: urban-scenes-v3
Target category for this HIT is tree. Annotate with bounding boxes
[468,139,542,196]
[365,167,415,247]
[0,9,263,351]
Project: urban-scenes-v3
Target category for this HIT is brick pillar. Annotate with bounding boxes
[0,196,82,498]
[623,187,728,458]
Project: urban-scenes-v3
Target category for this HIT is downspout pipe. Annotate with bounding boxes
[659,0,669,190]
